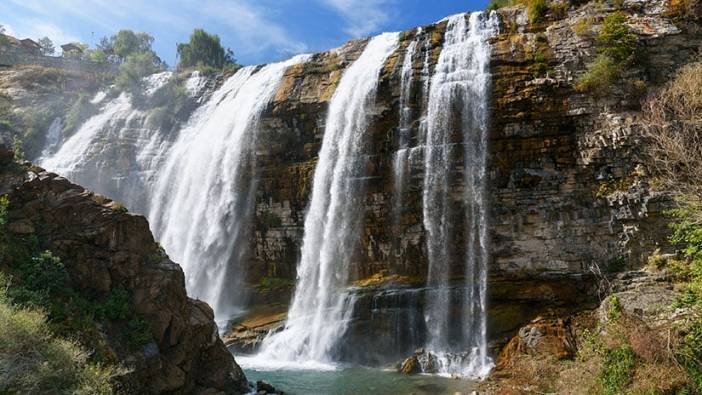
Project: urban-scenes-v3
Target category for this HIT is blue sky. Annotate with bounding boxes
[0,0,489,66]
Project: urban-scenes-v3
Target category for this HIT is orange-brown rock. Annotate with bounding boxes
[495,316,576,370]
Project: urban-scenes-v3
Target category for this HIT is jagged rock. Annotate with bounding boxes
[398,348,438,375]
[495,316,577,369]
[256,380,278,394]
[0,148,250,394]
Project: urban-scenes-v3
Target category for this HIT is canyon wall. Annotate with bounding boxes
[3,0,701,366]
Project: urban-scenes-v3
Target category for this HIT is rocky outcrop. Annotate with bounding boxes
[0,144,249,394]
[495,316,577,369]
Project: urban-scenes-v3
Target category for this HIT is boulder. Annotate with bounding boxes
[495,316,576,369]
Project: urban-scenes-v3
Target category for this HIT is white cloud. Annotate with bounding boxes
[2,19,80,54]
[320,0,396,37]
[2,0,308,63]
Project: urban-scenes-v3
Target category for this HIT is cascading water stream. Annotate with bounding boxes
[421,11,498,378]
[38,71,186,212]
[148,55,310,326]
[241,32,400,370]
[392,32,418,219]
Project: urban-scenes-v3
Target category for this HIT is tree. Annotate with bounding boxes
[85,48,107,63]
[109,30,155,62]
[115,51,157,96]
[176,29,236,70]
[37,37,55,56]
[0,25,7,46]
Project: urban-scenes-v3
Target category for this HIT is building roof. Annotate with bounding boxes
[20,38,41,49]
[0,34,22,47]
[61,43,84,53]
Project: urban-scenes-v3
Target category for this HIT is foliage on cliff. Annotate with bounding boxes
[177,29,238,73]
[0,274,118,394]
[576,12,638,94]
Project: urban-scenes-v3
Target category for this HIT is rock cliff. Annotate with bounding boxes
[2,0,701,368]
[0,143,249,394]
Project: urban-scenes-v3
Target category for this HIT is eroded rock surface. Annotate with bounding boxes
[0,144,249,394]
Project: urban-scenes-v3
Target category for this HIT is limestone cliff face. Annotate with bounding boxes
[245,0,701,350]
[2,0,701,366]
[0,145,249,394]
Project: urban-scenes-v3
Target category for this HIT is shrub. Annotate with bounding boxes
[573,16,595,36]
[599,345,637,394]
[115,51,157,98]
[487,0,514,11]
[0,278,118,394]
[576,54,621,94]
[644,61,702,200]
[577,12,638,94]
[597,12,638,63]
[528,0,549,23]
[677,321,702,390]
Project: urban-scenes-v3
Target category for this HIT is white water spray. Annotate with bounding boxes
[421,11,498,378]
[148,55,310,326]
[242,33,401,369]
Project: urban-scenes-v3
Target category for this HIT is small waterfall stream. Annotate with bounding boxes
[244,32,401,369]
[421,11,498,378]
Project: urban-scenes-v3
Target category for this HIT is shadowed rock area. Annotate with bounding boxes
[0,143,249,394]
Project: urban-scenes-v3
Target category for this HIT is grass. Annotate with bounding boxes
[599,345,636,394]
[0,275,119,394]
[486,0,551,23]
[576,54,621,94]
[0,196,152,361]
[577,12,639,95]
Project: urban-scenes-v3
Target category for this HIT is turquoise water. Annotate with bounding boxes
[243,367,477,395]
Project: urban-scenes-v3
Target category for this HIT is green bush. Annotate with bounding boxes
[576,54,621,94]
[577,12,639,94]
[487,0,514,11]
[599,345,637,394]
[677,321,702,391]
[528,0,549,23]
[0,277,118,394]
[115,51,157,99]
[597,12,638,63]
[1,229,152,357]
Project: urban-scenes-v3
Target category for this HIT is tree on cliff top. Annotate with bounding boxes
[98,30,163,66]
[38,37,55,56]
[176,29,237,71]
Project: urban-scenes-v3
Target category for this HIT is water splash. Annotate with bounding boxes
[148,55,311,326]
[421,11,498,378]
[243,32,401,370]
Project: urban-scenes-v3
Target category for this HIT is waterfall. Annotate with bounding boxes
[38,71,182,212]
[421,11,498,378]
[242,32,400,370]
[40,117,63,158]
[148,55,311,326]
[392,30,419,241]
